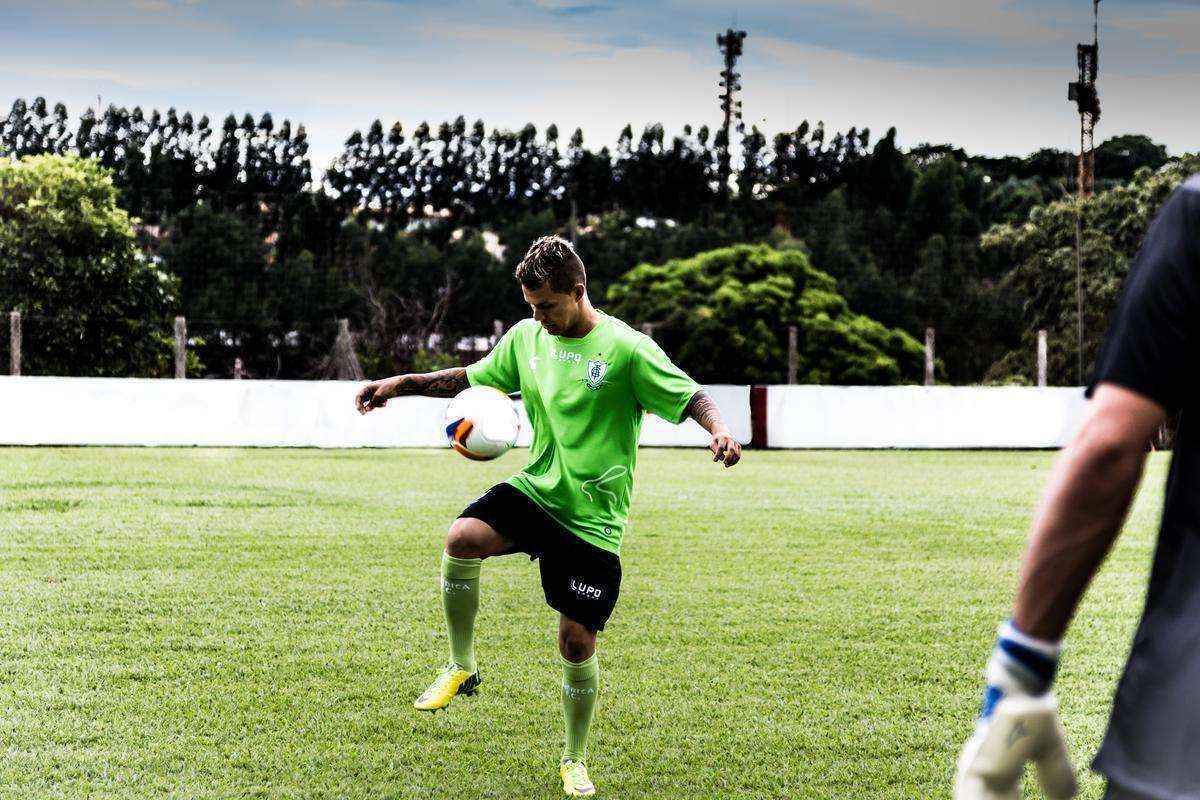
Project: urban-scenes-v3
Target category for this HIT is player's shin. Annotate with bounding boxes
[441,552,481,672]
[954,621,1077,800]
[561,653,599,764]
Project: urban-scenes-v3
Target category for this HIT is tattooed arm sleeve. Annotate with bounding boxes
[684,391,728,434]
[391,367,471,398]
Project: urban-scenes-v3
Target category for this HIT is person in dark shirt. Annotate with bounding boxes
[955,175,1200,800]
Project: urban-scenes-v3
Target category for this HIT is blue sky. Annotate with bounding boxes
[2,0,1198,168]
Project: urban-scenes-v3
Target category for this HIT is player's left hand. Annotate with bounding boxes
[954,693,1076,800]
[355,377,398,414]
[709,428,741,468]
[954,621,1076,800]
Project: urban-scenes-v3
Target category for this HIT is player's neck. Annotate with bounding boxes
[559,299,601,339]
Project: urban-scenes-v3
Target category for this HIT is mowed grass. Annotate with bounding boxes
[0,447,1166,799]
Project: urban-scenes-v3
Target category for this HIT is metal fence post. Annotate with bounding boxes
[924,327,935,386]
[174,316,187,379]
[9,311,20,376]
[787,325,798,385]
[333,318,363,381]
[1037,329,1048,387]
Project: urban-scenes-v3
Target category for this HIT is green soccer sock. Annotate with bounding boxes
[441,552,481,673]
[561,653,599,763]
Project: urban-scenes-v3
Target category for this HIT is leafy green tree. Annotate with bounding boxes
[564,130,619,220]
[1095,134,1170,185]
[767,121,871,212]
[428,116,472,222]
[887,154,1024,382]
[71,103,225,225]
[0,154,177,376]
[562,128,615,218]
[160,204,269,376]
[161,203,349,378]
[797,189,914,333]
[0,97,71,157]
[340,222,511,375]
[983,154,1200,384]
[982,177,1050,227]
[613,123,718,220]
[570,211,751,302]
[851,127,911,216]
[9,97,1185,386]
[606,244,923,384]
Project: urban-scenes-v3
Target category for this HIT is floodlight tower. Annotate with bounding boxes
[1068,0,1101,197]
[1067,0,1101,384]
[716,28,747,194]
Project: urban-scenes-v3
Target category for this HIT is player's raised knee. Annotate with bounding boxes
[445,517,485,558]
[558,624,596,662]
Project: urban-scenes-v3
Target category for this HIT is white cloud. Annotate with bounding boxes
[0,61,185,91]
[825,0,1059,43]
[1109,9,1200,55]
[429,22,609,57]
[752,36,1198,156]
[1,0,1197,171]
[531,0,602,10]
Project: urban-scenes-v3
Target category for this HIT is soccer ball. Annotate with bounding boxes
[443,386,520,461]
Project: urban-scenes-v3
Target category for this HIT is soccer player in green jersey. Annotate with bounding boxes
[355,236,741,797]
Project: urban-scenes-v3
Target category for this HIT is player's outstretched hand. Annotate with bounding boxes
[954,693,1077,800]
[710,429,741,468]
[355,377,397,415]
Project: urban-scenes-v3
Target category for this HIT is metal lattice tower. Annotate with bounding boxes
[1068,0,1102,384]
[716,28,747,192]
[1068,1,1101,197]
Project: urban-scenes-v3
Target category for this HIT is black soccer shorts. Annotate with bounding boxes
[458,483,622,632]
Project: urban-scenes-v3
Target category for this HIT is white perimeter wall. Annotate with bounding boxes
[0,378,1089,449]
[0,377,751,448]
[766,385,1088,449]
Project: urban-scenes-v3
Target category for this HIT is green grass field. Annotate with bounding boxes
[0,447,1166,799]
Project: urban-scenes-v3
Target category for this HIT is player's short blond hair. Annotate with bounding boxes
[515,236,586,294]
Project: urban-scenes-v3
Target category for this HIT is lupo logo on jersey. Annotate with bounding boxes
[569,578,603,601]
[551,347,581,364]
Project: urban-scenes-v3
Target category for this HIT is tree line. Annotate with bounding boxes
[0,96,1177,383]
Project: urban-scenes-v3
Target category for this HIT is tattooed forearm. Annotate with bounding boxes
[685,391,726,434]
[394,367,470,398]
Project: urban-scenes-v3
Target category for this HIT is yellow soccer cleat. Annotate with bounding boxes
[413,665,480,712]
[559,760,596,797]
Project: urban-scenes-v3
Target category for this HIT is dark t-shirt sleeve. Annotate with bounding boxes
[1087,177,1200,412]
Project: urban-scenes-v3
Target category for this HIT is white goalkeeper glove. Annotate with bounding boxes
[954,621,1077,800]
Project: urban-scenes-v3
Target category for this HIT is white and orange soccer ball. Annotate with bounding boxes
[443,386,520,461]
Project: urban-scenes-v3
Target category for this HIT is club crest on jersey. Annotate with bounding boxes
[585,358,608,390]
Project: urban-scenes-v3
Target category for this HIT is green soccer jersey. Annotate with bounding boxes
[466,312,700,554]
